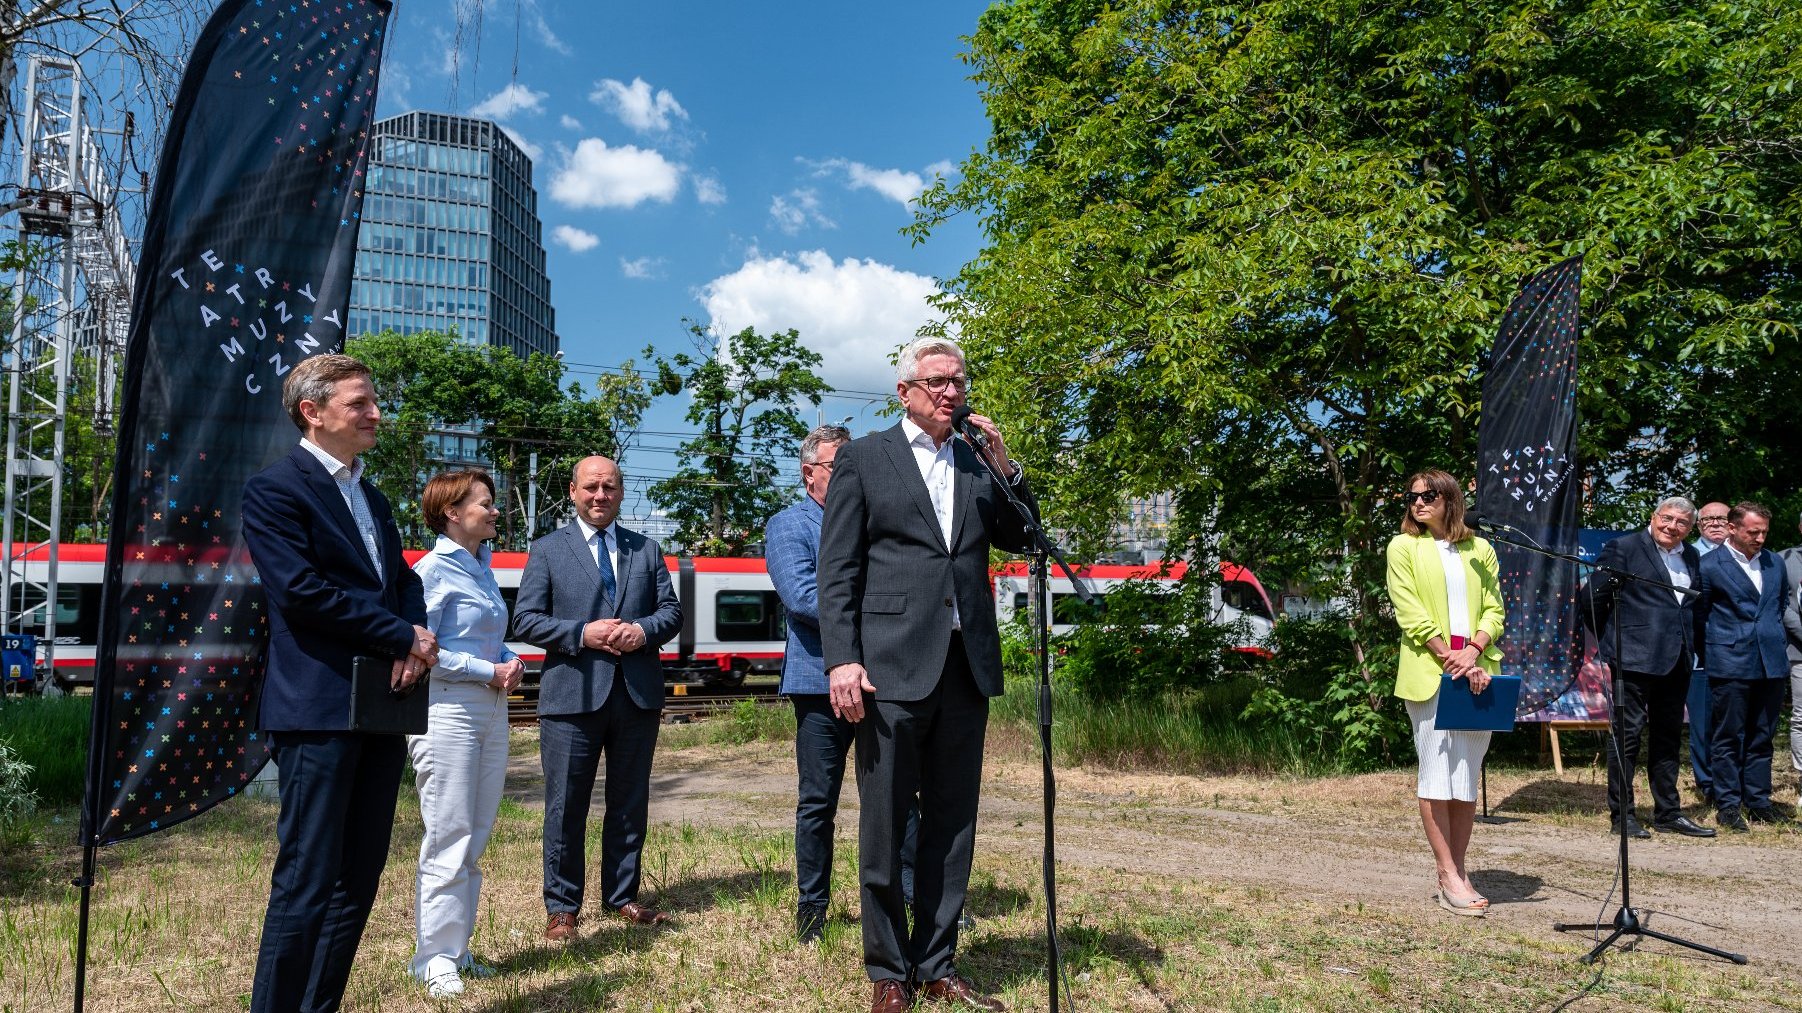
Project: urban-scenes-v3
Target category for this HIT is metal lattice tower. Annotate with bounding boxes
[2,54,133,675]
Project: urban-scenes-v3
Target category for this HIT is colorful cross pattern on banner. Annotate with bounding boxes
[89,0,391,845]
[1476,256,1585,717]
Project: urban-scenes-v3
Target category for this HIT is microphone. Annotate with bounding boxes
[1466,510,1511,534]
[949,404,989,451]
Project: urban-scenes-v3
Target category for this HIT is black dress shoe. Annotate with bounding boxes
[1611,814,1651,839]
[1717,808,1750,833]
[1652,815,1717,838]
[1747,807,1793,825]
[796,904,827,944]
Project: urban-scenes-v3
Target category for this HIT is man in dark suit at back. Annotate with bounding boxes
[512,456,682,940]
[1693,501,1796,832]
[242,353,438,1013]
[820,337,1036,1013]
[1579,496,1714,839]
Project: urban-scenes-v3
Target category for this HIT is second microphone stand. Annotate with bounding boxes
[1479,523,1745,965]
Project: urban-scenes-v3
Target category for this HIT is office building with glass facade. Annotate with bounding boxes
[348,111,558,361]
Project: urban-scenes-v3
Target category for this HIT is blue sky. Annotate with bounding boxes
[374,0,995,515]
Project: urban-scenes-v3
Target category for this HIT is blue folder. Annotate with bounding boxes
[1434,674,1521,732]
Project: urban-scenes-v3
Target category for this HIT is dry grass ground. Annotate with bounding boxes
[4,722,1802,1012]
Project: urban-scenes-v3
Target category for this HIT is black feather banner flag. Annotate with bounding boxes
[82,0,392,846]
[1475,256,1584,717]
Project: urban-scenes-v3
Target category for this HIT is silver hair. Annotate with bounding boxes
[1653,495,1696,519]
[896,337,966,384]
[800,424,851,466]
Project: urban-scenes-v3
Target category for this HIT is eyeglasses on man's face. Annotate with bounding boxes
[1699,515,1729,525]
[1403,489,1441,506]
[906,374,969,395]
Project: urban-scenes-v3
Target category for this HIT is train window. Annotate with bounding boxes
[715,590,784,642]
[8,584,82,629]
[1009,591,1105,624]
[1221,580,1274,621]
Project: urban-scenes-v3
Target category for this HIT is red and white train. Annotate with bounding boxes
[7,544,1276,691]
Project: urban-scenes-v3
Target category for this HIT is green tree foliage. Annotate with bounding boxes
[347,330,652,548]
[915,0,1802,758]
[647,324,829,555]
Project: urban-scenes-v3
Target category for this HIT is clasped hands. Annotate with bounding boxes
[1440,641,1491,694]
[391,626,440,691]
[487,657,526,693]
[582,618,646,656]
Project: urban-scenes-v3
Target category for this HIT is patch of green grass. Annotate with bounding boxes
[0,694,90,806]
[992,677,1333,775]
[661,698,796,749]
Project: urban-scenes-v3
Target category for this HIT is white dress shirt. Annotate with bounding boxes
[299,437,382,579]
[572,515,621,578]
[1654,538,1692,604]
[1726,541,1764,595]
[900,417,960,629]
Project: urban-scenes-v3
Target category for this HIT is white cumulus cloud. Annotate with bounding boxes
[769,190,834,235]
[589,76,688,133]
[550,138,683,209]
[700,251,944,396]
[559,114,583,131]
[693,173,727,205]
[620,256,665,280]
[811,158,948,208]
[551,225,599,252]
[470,82,547,120]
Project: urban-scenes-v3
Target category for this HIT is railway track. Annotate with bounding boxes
[507,680,780,725]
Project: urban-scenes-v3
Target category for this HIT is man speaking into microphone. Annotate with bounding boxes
[820,337,1037,1013]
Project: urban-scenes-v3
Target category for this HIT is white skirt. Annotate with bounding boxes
[1406,691,1492,802]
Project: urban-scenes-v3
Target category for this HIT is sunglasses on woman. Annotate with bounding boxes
[1403,490,1441,505]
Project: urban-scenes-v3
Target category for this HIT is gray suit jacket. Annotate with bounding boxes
[818,423,1037,701]
[511,521,682,715]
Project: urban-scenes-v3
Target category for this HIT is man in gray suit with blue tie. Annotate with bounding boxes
[513,456,682,940]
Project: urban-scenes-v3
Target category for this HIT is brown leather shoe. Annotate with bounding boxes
[613,901,670,926]
[543,911,579,942]
[920,973,1005,1011]
[870,979,912,1013]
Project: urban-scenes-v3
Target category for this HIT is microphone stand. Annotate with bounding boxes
[960,427,1096,1013]
[1476,521,1745,965]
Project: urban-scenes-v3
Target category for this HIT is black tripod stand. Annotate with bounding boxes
[1477,522,1746,965]
[956,417,1096,1013]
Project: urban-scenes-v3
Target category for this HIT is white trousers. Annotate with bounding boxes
[408,679,510,980]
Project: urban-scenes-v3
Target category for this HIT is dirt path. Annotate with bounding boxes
[505,736,1802,970]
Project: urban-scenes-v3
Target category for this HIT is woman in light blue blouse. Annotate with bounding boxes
[408,470,524,998]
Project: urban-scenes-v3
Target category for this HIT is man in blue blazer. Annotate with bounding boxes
[242,354,438,1013]
[1693,501,1796,831]
[512,456,682,940]
[766,423,852,943]
[1578,497,1713,838]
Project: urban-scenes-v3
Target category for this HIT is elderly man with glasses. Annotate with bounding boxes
[1579,497,1715,838]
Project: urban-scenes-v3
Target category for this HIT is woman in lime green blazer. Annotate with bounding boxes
[1386,469,1506,917]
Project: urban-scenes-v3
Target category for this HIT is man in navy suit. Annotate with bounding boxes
[1578,497,1714,839]
[821,338,1036,1013]
[512,456,682,940]
[1693,501,1796,831]
[242,353,438,1013]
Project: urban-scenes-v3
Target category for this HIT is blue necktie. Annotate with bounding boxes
[594,530,617,605]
